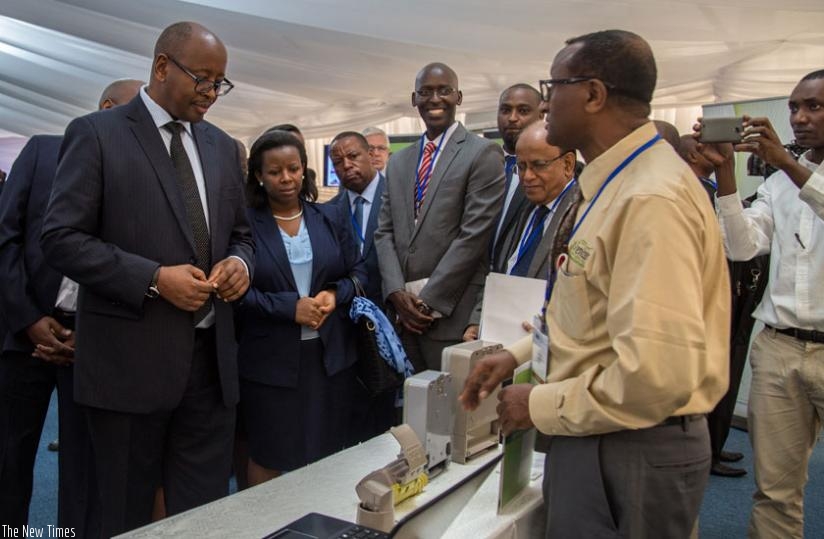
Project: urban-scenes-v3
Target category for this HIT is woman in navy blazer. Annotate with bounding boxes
[235,131,366,485]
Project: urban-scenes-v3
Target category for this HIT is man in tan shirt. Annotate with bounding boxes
[461,29,730,537]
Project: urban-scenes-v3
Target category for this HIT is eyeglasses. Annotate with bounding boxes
[517,152,571,176]
[538,77,616,101]
[368,145,389,153]
[415,87,457,99]
[167,55,234,97]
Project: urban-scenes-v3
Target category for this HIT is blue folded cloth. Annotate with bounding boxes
[349,296,414,379]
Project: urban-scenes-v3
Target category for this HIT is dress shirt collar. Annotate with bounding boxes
[424,121,459,145]
[346,171,380,206]
[577,121,658,201]
[139,86,194,138]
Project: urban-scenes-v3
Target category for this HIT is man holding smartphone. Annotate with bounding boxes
[697,69,824,538]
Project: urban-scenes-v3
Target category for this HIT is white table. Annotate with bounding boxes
[118,433,544,539]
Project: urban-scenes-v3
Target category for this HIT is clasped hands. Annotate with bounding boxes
[27,316,75,366]
[156,257,250,312]
[295,290,336,329]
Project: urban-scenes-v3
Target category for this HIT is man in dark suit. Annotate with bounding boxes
[489,84,544,277]
[40,22,254,537]
[329,131,385,308]
[374,62,505,371]
[463,121,579,341]
[0,78,142,536]
[328,131,395,442]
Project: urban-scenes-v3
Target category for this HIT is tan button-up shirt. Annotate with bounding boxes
[507,122,730,436]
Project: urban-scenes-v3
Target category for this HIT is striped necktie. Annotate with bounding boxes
[414,141,437,218]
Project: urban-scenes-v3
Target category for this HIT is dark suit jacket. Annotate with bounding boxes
[491,180,529,271]
[328,174,384,308]
[40,95,254,413]
[0,135,65,354]
[375,123,504,340]
[235,202,366,388]
[468,182,581,327]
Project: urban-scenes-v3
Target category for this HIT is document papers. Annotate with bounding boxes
[479,273,546,345]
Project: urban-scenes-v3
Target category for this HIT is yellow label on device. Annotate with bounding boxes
[392,472,428,505]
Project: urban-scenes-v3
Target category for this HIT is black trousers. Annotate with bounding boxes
[0,347,99,537]
[543,417,711,538]
[86,328,235,538]
[707,340,749,459]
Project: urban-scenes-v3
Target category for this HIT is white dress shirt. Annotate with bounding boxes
[717,152,824,330]
[346,171,380,254]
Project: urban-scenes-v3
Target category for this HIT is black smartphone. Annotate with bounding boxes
[699,117,744,143]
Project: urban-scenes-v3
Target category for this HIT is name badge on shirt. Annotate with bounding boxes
[531,314,549,384]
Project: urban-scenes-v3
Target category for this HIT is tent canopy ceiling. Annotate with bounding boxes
[1,0,823,141]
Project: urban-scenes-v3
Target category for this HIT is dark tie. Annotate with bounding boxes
[165,121,211,325]
[510,205,551,277]
[505,154,517,184]
[353,195,365,251]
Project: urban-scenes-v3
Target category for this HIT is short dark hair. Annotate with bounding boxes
[154,22,194,57]
[245,131,316,208]
[330,131,369,151]
[565,29,656,115]
[801,69,824,82]
[265,123,301,136]
[500,83,541,104]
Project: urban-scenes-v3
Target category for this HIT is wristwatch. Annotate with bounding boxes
[145,267,161,299]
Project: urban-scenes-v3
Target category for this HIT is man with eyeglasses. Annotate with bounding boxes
[375,62,504,372]
[362,126,391,173]
[41,21,253,537]
[0,78,142,539]
[463,121,578,341]
[461,30,729,537]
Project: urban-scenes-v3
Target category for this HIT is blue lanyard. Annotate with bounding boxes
[414,133,447,209]
[511,180,577,270]
[541,133,661,325]
[350,201,365,245]
[700,177,717,191]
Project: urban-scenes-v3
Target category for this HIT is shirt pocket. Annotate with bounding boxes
[551,264,595,342]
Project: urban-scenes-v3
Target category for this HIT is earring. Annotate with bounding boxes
[259,181,263,187]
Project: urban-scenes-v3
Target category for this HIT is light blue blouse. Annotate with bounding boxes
[280,218,319,340]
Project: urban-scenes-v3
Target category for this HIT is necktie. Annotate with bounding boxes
[165,122,211,325]
[510,205,551,277]
[505,154,517,184]
[414,141,437,218]
[353,195,365,252]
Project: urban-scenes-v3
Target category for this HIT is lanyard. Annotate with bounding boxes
[511,180,577,270]
[700,177,717,191]
[414,133,447,208]
[541,133,661,325]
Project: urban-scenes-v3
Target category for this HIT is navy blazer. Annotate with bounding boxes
[327,174,384,308]
[40,95,254,413]
[236,202,367,388]
[0,135,64,354]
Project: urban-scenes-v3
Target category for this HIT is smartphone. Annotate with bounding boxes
[699,117,744,143]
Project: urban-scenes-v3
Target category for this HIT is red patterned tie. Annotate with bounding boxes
[414,141,437,218]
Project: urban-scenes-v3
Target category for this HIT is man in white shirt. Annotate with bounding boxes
[698,69,824,538]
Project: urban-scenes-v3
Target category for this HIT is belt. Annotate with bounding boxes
[657,414,705,429]
[766,324,824,344]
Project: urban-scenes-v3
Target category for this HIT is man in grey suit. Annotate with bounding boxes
[374,62,505,371]
[464,122,579,341]
[41,22,254,537]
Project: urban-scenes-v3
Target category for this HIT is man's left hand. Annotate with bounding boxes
[497,384,535,436]
[208,257,249,302]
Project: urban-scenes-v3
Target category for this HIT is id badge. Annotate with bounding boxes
[531,314,548,384]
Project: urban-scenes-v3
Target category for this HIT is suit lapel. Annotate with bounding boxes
[411,124,465,241]
[363,175,384,256]
[192,123,220,260]
[126,98,196,254]
[253,207,297,290]
[528,185,579,277]
[304,205,326,293]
